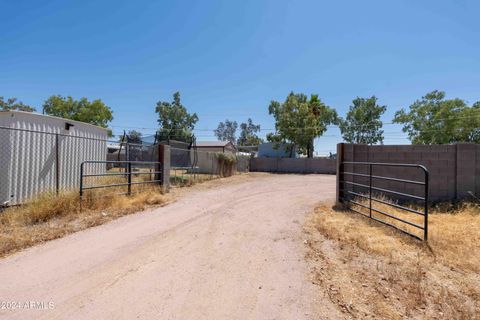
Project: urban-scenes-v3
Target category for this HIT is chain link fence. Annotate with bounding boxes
[0,126,163,206]
[1,126,252,205]
[169,146,250,186]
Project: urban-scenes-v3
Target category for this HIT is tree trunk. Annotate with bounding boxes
[307,139,314,158]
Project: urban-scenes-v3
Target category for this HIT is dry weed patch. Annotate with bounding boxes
[305,200,480,319]
[0,186,170,258]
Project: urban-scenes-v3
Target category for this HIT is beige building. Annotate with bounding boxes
[196,141,236,154]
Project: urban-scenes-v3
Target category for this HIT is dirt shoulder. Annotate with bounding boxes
[0,173,262,258]
[0,173,336,320]
[304,201,480,319]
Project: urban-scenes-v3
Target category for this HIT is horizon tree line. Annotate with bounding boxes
[3,89,480,155]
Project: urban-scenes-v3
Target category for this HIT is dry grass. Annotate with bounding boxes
[169,170,220,187]
[0,186,170,258]
[304,200,480,319]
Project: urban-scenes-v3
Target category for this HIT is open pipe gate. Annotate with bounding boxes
[339,162,429,241]
[80,160,163,198]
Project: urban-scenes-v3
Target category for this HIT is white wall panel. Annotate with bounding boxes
[0,111,107,204]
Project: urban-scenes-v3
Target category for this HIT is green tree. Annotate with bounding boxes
[393,90,480,144]
[267,92,337,157]
[0,97,36,112]
[237,118,263,146]
[214,119,238,143]
[43,95,113,129]
[155,92,198,142]
[120,130,143,144]
[339,96,386,144]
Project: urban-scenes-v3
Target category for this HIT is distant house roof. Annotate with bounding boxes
[196,141,236,148]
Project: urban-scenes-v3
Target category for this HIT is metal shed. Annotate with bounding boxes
[0,111,107,205]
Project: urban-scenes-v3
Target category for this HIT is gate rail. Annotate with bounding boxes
[80,160,163,197]
[339,162,429,240]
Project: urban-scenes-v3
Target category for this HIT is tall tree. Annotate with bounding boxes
[339,96,386,144]
[237,118,263,146]
[155,92,198,142]
[214,119,238,143]
[119,130,143,144]
[267,92,337,157]
[43,95,113,128]
[393,90,480,144]
[0,97,36,112]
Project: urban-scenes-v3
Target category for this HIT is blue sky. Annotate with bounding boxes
[1,0,479,155]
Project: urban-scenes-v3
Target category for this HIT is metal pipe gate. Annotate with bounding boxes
[339,161,429,240]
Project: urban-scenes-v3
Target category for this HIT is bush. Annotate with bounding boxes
[215,152,237,177]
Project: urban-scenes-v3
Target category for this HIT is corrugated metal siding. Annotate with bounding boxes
[0,111,107,204]
[0,126,12,205]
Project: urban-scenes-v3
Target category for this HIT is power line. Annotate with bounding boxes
[111,111,480,132]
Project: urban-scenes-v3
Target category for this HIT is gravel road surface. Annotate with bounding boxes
[0,173,336,320]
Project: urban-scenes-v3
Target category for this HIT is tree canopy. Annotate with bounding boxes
[237,118,263,146]
[393,90,480,144]
[267,92,337,157]
[214,119,238,143]
[42,95,113,129]
[339,96,386,144]
[120,130,143,144]
[155,92,198,142]
[0,97,36,112]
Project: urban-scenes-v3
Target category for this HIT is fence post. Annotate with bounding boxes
[369,163,372,218]
[79,162,84,197]
[424,168,429,241]
[336,143,344,206]
[55,133,60,195]
[125,142,129,173]
[79,161,84,212]
[127,161,132,195]
[158,144,170,192]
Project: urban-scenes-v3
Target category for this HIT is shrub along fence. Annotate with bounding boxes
[168,147,244,186]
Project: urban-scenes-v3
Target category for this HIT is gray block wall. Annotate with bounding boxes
[250,158,336,174]
[337,143,480,202]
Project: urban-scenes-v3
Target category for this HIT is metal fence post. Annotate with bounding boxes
[424,168,429,241]
[335,143,345,205]
[125,142,129,173]
[79,161,84,212]
[369,163,372,218]
[127,161,132,195]
[55,133,60,195]
[79,162,84,197]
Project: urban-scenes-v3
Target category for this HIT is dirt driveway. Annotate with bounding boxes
[0,173,336,320]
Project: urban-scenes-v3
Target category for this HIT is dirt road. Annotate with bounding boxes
[0,173,336,320]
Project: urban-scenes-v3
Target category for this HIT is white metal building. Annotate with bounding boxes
[0,111,107,205]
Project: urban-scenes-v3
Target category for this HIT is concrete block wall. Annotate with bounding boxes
[338,143,480,202]
[250,158,336,174]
